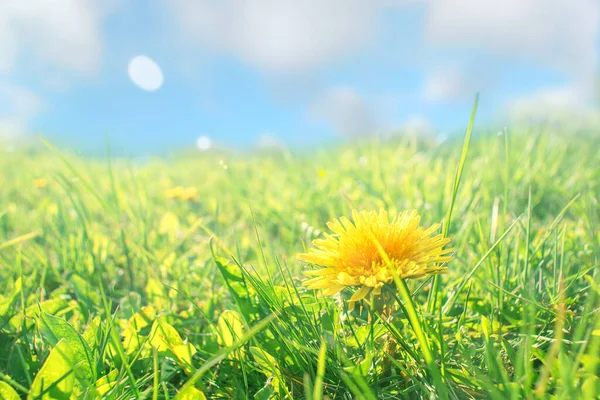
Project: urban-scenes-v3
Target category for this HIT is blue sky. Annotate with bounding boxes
[1,0,598,155]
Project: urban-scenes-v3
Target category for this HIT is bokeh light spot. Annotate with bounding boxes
[128,55,164,91]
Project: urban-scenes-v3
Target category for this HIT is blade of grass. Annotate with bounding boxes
[428,93,479,313]
[312,340,327,400]
[179,313,276,392]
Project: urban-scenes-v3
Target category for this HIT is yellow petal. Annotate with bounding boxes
[348,301,356,312]
[349,285,370,302]
[321,284,345,296]
[336,272,359,285]
[304,269,336,277]
[303,277,329,288]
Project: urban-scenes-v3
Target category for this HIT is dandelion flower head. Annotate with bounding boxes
[300,209,452,303]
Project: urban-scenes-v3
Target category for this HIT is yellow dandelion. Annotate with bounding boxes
[164,186,198,201]
[165,186,184,199]
[33,178,48,188]
[179,187,198,201]
[300,209,452,303]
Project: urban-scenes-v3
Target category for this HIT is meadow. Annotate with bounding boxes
[0,116,599,399]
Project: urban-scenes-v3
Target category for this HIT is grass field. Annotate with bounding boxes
[1,118,599,399]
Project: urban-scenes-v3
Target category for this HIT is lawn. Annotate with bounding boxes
[0,117,599,398]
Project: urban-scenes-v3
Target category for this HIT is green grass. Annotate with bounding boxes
[0,122,599,399]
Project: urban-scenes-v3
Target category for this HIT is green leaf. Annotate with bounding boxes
[212,255,255,321]
[28,339,75,400]
[249,346,277,376]
[582,376,600,399]
[145,278,168,310]
[0,381,20,400]
[95,370,119,396]
[174,386,206,400]
[8,298,68,331]
[249,346,282,395]
[38,312,95,384]
[254,381,275,400]
[213,255,243,282]
[69,275,101,309]
[217,310,244,348]
[149,318,197,375]
[82,316,101,348]
[343,353,373,376]
[122,304,156,356]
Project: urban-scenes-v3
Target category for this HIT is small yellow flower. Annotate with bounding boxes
[165,186,184,199]
[33,178,48,188]
[300,209,452,303]
[164,186,198,201]
[179,187,198,201]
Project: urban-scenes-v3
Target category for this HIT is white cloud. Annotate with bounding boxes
[168,0,598,82]
[166,0,380,72]
[425,0,599,84]
[256,133,285,149]
[400,115,435,137]
[0,1,112,74]
[0,1,115,136]
[423,0,599,111]
[0,83,43,138]
[507,86,599,124]
[422,67,478,102]
[310,86,379,137]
